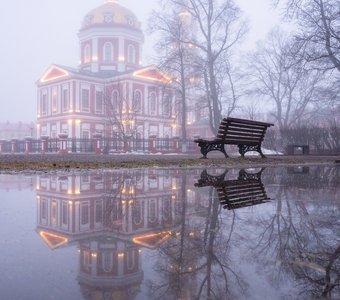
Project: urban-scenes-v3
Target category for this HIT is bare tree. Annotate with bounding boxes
[248,28,323,131]
[149,5,199,139]
[152,0,247,135]
[246,166,340,298]
[275,0,340,73]
[103,80,136,139]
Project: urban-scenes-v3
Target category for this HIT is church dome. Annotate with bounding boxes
[81,0,142,31]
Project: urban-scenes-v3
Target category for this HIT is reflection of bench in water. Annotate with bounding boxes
[195,169,271,210]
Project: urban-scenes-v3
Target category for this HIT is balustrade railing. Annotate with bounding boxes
[0,137,198,155]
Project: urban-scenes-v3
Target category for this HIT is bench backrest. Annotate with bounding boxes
[217,179,270,210]
[194,169,271,210]
[215,117,274,143]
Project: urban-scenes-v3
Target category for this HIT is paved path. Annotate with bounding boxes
[0,153,338,173]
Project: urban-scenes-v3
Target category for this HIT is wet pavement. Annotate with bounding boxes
[0,153,338,173]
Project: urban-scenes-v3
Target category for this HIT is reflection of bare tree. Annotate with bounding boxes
[147,171,247,299]
[246,166,340,298]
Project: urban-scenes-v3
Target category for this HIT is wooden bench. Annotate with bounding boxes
[194,117,274,158]
[195,168,271,210]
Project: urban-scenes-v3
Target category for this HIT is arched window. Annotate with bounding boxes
[128,45,136,64]
[162,94,170,116]
[102,251,113,272]
[103,42,113,62]
[126,249,136,271]
[149,93,156,115]
[111,90,119,112]
[84,45,91,63]
[133,90,142,112]
[148,200,157,223]
[162,197,171,221]
[133,202,143,225]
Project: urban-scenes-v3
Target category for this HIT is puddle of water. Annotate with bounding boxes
[0,166,339,300]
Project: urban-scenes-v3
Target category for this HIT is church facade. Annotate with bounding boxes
[36,0,179,140]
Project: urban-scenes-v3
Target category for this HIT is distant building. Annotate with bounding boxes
[0,121,36,140]
[36,0,178,140]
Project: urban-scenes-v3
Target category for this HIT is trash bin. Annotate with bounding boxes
[286,144,309,155]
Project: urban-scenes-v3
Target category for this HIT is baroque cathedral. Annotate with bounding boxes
[36,0,178,140]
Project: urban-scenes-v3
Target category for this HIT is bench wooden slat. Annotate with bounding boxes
[227,117,274,127]
[194,169,271,210]
[219,122,269,131]
[219,187,266,197]
[222,200,270,210]
[221,186,263,193]
[227,125,266,131]
[213,139,263,144]
[227,123,269,130]
[225,137,264,143]
[220,193,268,203]
[220,197,270,207]
[224,132,264,138]
[224,185,265,194]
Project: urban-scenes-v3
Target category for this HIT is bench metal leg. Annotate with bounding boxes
[238,144,266,158]
[238,168,264,180]
[198,142,228,159]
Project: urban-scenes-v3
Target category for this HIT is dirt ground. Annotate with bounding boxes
[0,153,338,174]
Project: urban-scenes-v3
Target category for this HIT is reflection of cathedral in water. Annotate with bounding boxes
[33,166,339,299]
[35,170,187,300]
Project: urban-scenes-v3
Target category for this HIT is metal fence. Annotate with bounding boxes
[0,137,198,155]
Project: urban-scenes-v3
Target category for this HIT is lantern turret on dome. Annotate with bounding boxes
[78,0,144,73]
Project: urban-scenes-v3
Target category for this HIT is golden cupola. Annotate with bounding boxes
[78,0,144,73]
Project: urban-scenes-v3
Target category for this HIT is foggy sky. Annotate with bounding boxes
[0,0,280,123]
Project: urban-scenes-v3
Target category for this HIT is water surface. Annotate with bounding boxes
[0,166,339,300]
